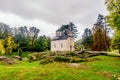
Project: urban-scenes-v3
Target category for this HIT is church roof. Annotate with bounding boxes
[51,35,69,41]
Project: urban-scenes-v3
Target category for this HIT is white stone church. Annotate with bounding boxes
[51,24,75,51]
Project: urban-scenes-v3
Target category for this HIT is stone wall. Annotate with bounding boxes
[51,37,74,51]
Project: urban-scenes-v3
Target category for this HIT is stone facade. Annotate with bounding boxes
[51,29,75,51]
[51,22,76,51]
[51,37,74,51]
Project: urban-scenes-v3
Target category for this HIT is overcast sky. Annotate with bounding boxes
[0,0,108,40]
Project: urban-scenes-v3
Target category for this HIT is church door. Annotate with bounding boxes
[70,46,72,51]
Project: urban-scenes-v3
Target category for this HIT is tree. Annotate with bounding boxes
[0,22,43,54]
[106,0,120,30]
[0,22,18,53]
[105,0,120,53]
[92,27,110,51]
[13,26,29,52]
[0,22,11,39]
[29,27,40,52]
[82,28,93,49]
[33,35,50,51]
[92,14,111,51]
[6,36,17,54]
[111,30,120,53]
[12,26,40,52]
[75,39,84,51]
[57,22,78,38]
[0,39,5,55]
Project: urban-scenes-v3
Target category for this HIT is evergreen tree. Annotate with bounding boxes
[57,22,78,38]
[82,28,93,49]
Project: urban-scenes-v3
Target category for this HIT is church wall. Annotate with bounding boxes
[51,37,74,51]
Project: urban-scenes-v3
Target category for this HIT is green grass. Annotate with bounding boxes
[0,55,120,80]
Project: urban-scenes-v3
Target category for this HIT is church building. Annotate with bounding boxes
[51,23,75,51]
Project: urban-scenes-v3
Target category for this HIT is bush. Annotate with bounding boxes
[66,52,77,57]
[69,52,77,56]
[28,55,37,63]
[54,56,70,62]
[39,57,54,65]
[21,52,31,58]
[28,53,45,63]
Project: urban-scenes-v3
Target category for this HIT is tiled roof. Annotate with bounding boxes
[51,35,69,41]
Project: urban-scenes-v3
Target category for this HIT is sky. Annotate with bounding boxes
[0,0,108,40]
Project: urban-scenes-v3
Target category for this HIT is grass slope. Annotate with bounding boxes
[0,55,120,80]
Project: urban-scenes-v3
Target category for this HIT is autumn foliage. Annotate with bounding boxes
[91,27,110,51]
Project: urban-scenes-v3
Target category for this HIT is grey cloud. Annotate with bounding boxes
[0,0,108,26]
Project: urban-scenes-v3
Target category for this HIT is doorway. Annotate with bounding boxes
[70,46,72,51]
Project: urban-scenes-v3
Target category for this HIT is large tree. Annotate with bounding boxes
[29,27,40,52]
[13,26,30,52]
[105,0,120,53]
[92,27,110,51]
[92,14,110,51]
[57,22,78,38]
[106,0,120,30]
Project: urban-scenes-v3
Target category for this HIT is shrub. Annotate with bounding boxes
[66,52,77,57]
[28,55,37,63]
[54,56,70,62]
[28,53,45,63]
[39,60,48,65]
[69,52,77,56]
[39,58,54,65]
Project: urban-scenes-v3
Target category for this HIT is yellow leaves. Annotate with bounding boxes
[6,36,17,54]
[106,0,120,30]
[0,39,5,55]
[0,36,17,54]
[111,30,120,49]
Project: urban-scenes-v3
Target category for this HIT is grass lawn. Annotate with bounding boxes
[0,55,120,80]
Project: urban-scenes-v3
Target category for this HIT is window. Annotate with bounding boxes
[54,44,56,48]
[61,43,63,48]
